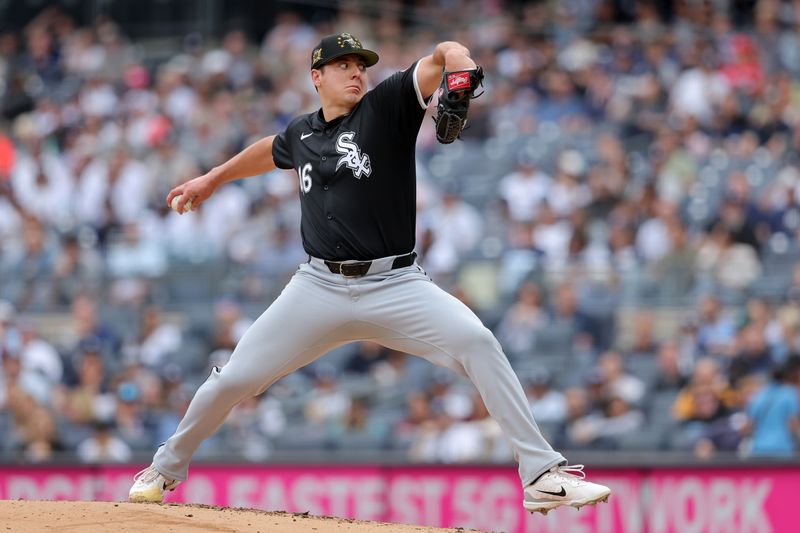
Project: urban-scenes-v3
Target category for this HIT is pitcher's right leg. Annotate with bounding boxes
[130,269,352,502]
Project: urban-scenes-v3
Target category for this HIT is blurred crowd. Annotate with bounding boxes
[1,0,800,464]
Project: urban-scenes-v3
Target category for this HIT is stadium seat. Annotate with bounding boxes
[271,422,330,451]
[625,356,660,389]
[617,425,665,451]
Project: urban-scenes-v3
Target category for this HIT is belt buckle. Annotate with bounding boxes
[340,262,370,277]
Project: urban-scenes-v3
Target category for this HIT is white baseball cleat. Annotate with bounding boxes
[523,464,611,515]
[128,464,180,503]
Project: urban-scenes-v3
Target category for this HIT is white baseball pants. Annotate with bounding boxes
[153,257,565,486]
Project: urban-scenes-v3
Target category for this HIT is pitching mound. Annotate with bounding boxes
[0,500,473,532]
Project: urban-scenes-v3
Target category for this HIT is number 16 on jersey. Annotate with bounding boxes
[297,163,312,193]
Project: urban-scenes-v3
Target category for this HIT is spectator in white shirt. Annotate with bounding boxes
[18,320,62,388]
[597,350,646,407]
[670,46,731,127]
[11,144,72,226]
[125,305,182,368]
[423,186,483,278]
[75,149,150,227]
[498,154,552,223]
[549,149,591,217]
[636,199,678,264]
[524,369,567,424]
[532,201,572,271]
[76,419,132,463]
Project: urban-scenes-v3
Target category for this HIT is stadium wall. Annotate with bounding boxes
[0,463,796,532]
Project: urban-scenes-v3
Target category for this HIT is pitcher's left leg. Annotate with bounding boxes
[357,270,563,485]
[357,269,610,513]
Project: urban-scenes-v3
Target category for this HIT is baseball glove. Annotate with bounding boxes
[433,67,484,144]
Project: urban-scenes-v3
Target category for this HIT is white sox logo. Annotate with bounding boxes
[335,131,372,179]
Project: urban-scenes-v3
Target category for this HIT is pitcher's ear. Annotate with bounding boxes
[311,68,323,87]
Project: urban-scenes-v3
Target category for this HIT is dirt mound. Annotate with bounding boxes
[0,500,475,532]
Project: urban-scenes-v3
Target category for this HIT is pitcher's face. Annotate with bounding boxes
[313,54,368,108]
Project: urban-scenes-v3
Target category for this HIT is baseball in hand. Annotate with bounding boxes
[170,195,193,213]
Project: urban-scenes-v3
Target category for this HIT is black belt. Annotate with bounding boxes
[324,252,416,277]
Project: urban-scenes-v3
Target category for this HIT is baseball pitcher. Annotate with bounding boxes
[129,32,611,515]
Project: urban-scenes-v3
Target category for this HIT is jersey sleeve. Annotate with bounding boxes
[365,60,431,136]
[272,129,294,170]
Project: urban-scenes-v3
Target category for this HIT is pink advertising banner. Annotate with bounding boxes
[0,464,795,532]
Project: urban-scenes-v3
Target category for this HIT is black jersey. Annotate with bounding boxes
[272,61,430,261]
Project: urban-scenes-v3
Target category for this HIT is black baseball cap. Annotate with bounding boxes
[311,33,379,70]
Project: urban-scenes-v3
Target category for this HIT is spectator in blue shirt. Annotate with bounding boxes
[696,295,737,358]
[743,358,800,456]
